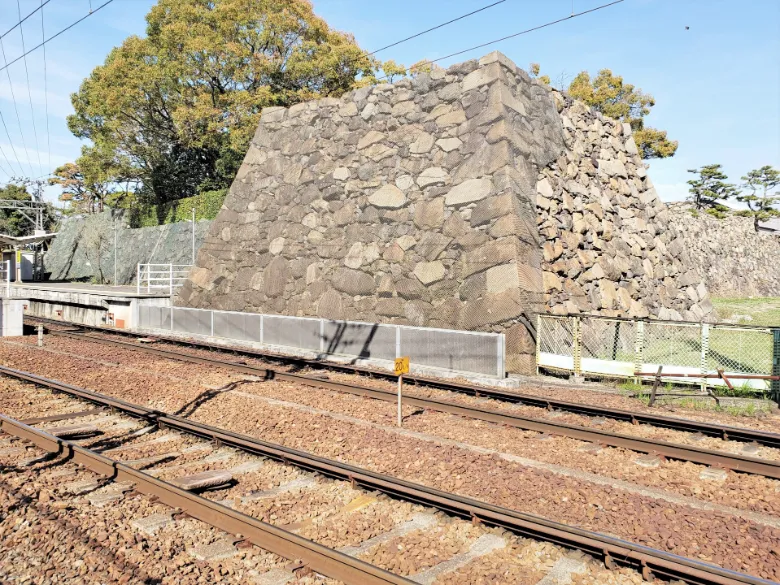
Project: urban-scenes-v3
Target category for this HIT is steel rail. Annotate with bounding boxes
[27,316,780,449]
[0,414,413,585]
[0,367,770,585]
[34,331,780,479]
[0,367,771,585]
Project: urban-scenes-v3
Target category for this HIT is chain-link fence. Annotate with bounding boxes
[537,314,776,392]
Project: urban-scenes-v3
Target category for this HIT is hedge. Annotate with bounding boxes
[129,189,227,228]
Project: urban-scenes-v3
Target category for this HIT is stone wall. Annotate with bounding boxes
[44,210,211,285]
[667,203,780,297]
[535,94,712,321]
[178,51,712,374]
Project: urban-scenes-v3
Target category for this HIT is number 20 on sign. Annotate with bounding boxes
[394,357,409,427]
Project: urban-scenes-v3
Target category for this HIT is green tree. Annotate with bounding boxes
[686,164,739,218]
[736,165,780,231]
[0,183,32,236]
[68,0,379,207]
[0,182,56,237]
[568,69,678,159]
[49,162,109,214]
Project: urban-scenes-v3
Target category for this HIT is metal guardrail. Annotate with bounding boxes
[136,263,191,295]
[537,314,775,392]
[138,305,506,378]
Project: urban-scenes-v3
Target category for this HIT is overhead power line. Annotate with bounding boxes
[368,0,507,55]
[18,0,43,172]
[0,0,52,42]
[41,0,51,171]
[397,0,626,75]
[0,0,116,75]
[0,111,24,176]
[0,36,34,176]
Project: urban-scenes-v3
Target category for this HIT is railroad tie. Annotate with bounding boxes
[46,423,101,439]
[169,469,234,491]
[408,533,507,585]
[338,513,438,557]
[534,556,588,585]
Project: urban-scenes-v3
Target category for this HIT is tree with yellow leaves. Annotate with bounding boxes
[68,0,383,207]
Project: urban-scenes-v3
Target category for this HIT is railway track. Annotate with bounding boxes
[29,322,780,480]
[27,315,780,449]
[0,364,772,585]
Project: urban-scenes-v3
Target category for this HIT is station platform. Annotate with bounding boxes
[4,281,171,329]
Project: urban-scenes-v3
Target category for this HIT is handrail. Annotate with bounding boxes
[136,262,191,295]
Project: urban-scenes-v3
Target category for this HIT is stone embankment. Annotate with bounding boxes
[535,94,711,321]
[666,203,780,298]
[174,51,713,373]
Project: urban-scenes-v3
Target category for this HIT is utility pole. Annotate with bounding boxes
[113,217,118,285]
[191,207,196,264]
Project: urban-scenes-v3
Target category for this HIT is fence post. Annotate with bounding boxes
[634,320,645,384]
[535,314,541,375]
[497,333,505,378]
[772,329,780,405]
[700,323,710,393]
[169,264,174,296]
[572,316,582,379]
[5,260,10,297]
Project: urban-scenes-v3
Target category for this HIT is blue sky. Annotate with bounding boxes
[0,0,777,204]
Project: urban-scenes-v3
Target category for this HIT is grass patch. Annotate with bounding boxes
[713,297,780,326]
[672,397,773,417]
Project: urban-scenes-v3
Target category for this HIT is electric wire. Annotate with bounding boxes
[377,0,626,80]
[0,0,116,74]
[0,36,34,176]
[0,0,52,41]
[18,0,43,172]
[0,140,16,178]
[0,110,24,177]
[368,0,507,55]
[40,0,51,171]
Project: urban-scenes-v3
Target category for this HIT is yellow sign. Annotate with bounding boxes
[394,356,410,376]
[15,250,21,263]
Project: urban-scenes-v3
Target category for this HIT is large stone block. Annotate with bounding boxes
[331,268,376,296]
[177,50,712,378]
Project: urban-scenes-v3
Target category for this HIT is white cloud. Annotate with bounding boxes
[0,81,72,119]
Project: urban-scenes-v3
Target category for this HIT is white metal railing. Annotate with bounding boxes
[136,263,192,295]
[537,314,775,391]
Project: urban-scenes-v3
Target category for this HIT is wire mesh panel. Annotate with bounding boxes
[263,315,321,351]
[643,321,702,371]
[213,311,261,343]
[399,326,501,376]
[707,326,772,375]
[580,318,636,361]
[578,317,637,377]
[172,307,212,336]
[537,316,575,356]
[322,321,396,361]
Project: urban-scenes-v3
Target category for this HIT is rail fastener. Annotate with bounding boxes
[0,365,773,585]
